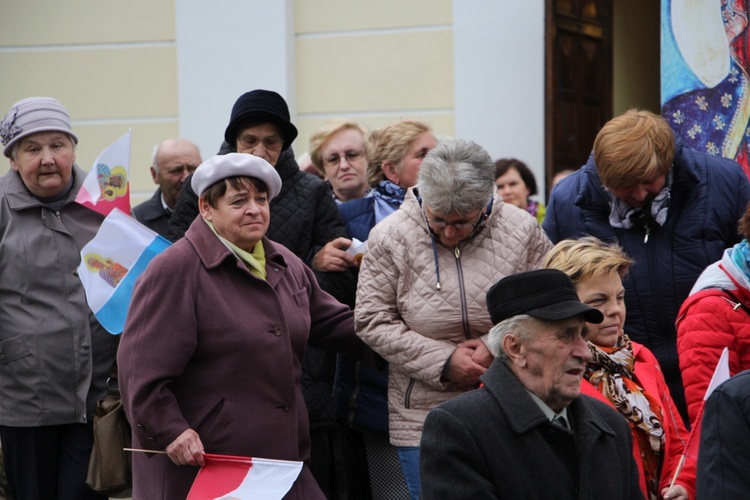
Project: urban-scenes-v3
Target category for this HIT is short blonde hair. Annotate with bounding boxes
[366,119,432,186]
[593,109,675,189]
[308,120,368,176]
[543,236,633,286]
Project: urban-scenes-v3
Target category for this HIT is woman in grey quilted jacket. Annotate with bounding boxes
[354,138,552,499]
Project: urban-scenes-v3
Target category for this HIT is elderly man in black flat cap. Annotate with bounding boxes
[168,89,363,498]
[419,269,643,500]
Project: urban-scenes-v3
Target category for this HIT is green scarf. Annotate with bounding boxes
[203,218,266,279]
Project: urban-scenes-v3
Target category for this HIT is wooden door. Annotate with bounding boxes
[545,0,612,193]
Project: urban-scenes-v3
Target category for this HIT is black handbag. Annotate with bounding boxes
[86,361,132,497]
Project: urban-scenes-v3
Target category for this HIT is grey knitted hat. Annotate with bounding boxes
[1,97,78,158]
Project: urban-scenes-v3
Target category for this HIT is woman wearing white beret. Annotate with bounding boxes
[118,153,367,499]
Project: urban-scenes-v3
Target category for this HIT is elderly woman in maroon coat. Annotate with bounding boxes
[118,153,366,499]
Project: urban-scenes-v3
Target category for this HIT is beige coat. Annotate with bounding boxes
[355,190,552,446]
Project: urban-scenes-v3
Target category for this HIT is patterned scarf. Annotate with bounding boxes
[585,335,665,499]
[607,170,673,231]
[373,180,407,224]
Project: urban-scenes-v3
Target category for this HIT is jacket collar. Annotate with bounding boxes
[4,163,86,211]
[273,148,300,183]
[184,215,289,279]
[481,360,617,439]
[574,136,699,211]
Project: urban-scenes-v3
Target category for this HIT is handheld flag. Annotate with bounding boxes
[78,208,170,334]
[76,130,132,216]
[667,347,730,492]
[187,453,302,500]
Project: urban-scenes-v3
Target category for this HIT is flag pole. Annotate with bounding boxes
[124,448,168,454]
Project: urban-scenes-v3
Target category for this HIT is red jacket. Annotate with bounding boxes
[677,259,750,427]
[581,341,695,498]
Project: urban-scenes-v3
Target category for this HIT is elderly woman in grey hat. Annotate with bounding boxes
[118,153,367,499]
[354,138,552,499]
[0,97,117,499]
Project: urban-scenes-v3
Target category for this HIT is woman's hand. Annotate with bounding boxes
[166,428,205,467]
[312,237,356,272]
[661,484,689,500]
[447,343,488,386]
[465,339,494,368]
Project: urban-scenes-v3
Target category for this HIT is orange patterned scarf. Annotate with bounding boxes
[585,335,665,499]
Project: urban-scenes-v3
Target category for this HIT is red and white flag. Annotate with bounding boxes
[75,130,131,216]
[187,453,302,500]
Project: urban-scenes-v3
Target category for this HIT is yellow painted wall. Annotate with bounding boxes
[294,0,455,156]
[1,0,456,204]
[0,0,179,205]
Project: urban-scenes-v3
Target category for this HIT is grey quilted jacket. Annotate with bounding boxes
[355,189,552,446]
[0,165,117,426]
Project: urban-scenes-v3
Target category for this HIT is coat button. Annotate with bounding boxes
[544,429,556,441]
[273,327,282,336]
[82,343,90,350]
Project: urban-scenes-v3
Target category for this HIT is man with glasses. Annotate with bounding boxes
[167,89,360,499]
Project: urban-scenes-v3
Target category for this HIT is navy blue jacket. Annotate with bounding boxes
[338,196,375,243]
[543,138,750,419]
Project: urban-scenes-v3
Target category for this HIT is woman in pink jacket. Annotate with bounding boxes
[677,201,750,427]
[545,237,694,500]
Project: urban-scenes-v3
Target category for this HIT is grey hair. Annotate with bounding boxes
[417,138,495,215]
[488,314,542,363]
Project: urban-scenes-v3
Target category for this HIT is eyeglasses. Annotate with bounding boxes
[237,134,283,152]
[323,150,364,169]
[426,214,482,230]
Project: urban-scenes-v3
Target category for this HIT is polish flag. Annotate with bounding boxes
[75,130,131,216]
[187,453,303,500]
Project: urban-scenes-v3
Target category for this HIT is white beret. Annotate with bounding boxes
[192,153,282,200]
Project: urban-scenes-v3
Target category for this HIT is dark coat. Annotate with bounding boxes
[132,188,171,238]
[338,195,375,242]
[420,361,643,500]
[543,138,750,418]
[698,369,750,498]
[118,217,367,499]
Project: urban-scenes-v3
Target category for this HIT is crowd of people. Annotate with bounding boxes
[1,91,750,500]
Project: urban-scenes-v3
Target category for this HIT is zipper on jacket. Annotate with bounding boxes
[404,378,416,409]
[453,245,472,340]
[643,227,650,243]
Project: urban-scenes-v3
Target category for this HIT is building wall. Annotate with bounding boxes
[0,0,180,204]
[1,0,547,205]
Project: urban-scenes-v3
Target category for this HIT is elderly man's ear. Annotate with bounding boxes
[502,334,527,368]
